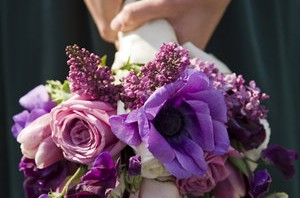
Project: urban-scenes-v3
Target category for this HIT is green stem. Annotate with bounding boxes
[60,165,85,196]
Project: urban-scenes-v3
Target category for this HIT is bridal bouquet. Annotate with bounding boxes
[11,41,298,198]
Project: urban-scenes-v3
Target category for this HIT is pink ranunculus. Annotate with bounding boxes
[176,147,240,196]
[50,95,125,165]
[17,113,64,169]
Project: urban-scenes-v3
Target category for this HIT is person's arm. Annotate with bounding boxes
[83,0,123,43]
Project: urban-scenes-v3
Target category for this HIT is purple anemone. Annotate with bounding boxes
[110,70,229,179]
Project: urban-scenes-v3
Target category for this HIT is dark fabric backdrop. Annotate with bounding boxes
[1,0,299,197]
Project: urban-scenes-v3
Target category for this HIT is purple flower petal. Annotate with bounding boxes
[262,144,298,179]
[11,110,30,138]
[248,169,272,198]
[147,123,175,163]
[212,120,230,154]
[164,158,192,179]
[186,90,227,123]
[19,85,55,112]
[109,114,141,146]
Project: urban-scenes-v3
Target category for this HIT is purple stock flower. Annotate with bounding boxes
[128,155,141,176]
[19,157,72,198]
[11,85,56,138]
[262,144,298,179]
[248,169,272,198]
[67,152,117,198]
[110,70,229,179]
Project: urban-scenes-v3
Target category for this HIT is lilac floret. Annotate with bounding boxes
[111,70,229,179]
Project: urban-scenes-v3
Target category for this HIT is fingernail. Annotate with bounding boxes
[111,18,122,31]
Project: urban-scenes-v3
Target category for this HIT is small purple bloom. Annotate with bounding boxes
[262,144,298,179]
[19,157,72,198]
[128,155,142,176]
[228,115,266,150]
[248,169,272,198]
[11,85,56,138]
[110,70,229,179]
[66,152,117,198]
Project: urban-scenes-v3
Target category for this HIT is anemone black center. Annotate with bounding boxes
[153,107,184,137]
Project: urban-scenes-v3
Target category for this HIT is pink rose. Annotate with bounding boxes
[177,147,239,196]
[17,113,64,168]
[50,95,125,165]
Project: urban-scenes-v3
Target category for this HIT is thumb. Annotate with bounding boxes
[110,0,170,32]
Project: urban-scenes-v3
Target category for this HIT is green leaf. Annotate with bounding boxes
[100,55,107,66]
[46,80,71,104]
[229,157,249,177]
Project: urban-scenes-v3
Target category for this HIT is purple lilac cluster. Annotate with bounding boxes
[121,43,190,109]
[66,45,121,107]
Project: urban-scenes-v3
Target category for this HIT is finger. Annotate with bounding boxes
[111,0,172,32]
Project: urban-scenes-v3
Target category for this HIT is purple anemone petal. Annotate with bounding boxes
[180,70,210,93]
[194,112,214,151]
[186,90,227,123]
[147,123,175,163]
[109,114,141,146]
[143,80,182,119]
[164,158,192,179]
[180,136,208,174]
[212,120,230,154]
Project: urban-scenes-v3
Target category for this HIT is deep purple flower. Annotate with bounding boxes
[66,152,117,198]
[11,85,56,138]
[262,144,298,179]
[128,155,142,176]
[19,156,72,198]
[248,169,272,198]
[227,114,266,150]
[110,70,229,179]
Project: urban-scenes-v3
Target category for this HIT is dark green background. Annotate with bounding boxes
[1,0,299,197]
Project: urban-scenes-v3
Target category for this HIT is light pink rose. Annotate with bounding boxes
[17,113,64,168]
[177,147,240,196]
[50,95,125,165]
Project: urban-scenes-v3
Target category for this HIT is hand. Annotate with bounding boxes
[111,0,231,49]
[83,0,123,43]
